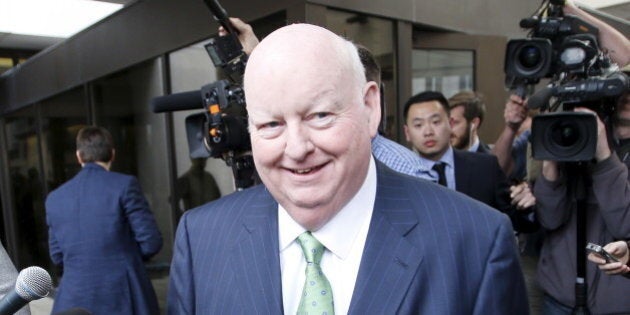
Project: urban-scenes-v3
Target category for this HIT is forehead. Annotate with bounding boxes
[449,105,465,117]
[408,100,448,117]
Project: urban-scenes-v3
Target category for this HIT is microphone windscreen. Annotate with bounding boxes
[527,87,555,110]
[150,90,202,113]
[519,17,539,29]
[15,266,52,301]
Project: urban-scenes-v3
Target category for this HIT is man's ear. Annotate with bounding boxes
[75,151,84,165]
[471,117,481,132]
[363,81,381,138]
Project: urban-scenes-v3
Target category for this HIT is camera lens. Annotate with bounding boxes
[531,112,597,161]
[543,117,592,159]
[518,45,542,70]
[551,121,580,147]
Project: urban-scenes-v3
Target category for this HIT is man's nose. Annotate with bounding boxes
[284,124,314,160]
[423,125,434,136]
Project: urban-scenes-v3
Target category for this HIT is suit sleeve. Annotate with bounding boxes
[45,199,63,266]
[47,223,62,266]
[472,216,529,315]
[122,176,163,259]
[168,214,195,315]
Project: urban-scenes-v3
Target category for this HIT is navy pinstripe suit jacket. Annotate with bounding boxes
[168,162,529,314]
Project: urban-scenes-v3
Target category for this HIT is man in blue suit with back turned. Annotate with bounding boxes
[168,23,528,314]
[46,126,162,314]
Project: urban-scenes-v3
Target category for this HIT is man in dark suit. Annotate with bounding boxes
[168,23,528,314]
[403,91,536,233]
[45,126,162,315]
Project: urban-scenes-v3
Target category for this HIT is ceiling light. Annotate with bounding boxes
[0,0,123,38]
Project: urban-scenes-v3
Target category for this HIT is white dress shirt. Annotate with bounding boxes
[279,156,377,315]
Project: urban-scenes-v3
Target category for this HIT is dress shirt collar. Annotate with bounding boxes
[417,146,454,169]
[468,135,480,153]
[415,146,455,186]
[278,156,377,261]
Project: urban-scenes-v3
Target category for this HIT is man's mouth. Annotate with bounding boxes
[291,164,324,174]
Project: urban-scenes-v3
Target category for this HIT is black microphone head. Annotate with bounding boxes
[528,87,555,110]
[15,266,52,301]
[150,90,202,113]
[519,17,539,29]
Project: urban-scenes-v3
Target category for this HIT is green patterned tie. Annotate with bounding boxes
[296,231,334,315]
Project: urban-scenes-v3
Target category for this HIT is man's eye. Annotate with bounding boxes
[309,112,335,126]
[260,121,280,129]
[313,112,331,120]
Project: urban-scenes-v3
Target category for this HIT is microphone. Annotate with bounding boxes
[527,86,555,110]
[150,90,202,113]
[0,266,52,315]
[519,17,539,29]
[527,72,628,110]
[203,0,239,35]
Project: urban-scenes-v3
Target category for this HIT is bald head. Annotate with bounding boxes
[244,24,365,102]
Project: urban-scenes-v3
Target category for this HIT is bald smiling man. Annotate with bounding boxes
[168,23,529,315]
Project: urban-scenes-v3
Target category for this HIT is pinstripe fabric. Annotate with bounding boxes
[168,162,529,315]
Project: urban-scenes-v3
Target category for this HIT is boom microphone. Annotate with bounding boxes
[203,0,238,35]
[0,266,52,315]
[150,90,202,113]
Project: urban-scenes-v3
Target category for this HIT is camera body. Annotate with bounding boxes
[505,15,600,85]
[151,0,255,189]
[504,1,628,162]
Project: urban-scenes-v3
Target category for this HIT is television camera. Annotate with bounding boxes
[504,0,628,162]
[151,0,255,190]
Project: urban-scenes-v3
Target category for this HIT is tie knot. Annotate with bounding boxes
[432,162,445,172]
[297,232,325,264]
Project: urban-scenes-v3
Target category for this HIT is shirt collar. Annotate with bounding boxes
[278,156,377,260]
[468,136,480,152]
[417,146,454,169]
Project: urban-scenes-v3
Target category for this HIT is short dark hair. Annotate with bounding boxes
[356,44,381,84]
[448,90,486,127]
[403,91,450,122]
[76,126,114,163]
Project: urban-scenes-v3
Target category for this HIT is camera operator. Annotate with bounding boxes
[533,101,630,314]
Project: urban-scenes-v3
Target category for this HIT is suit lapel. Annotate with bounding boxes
[230,189,284,314]
[348,165,424,314]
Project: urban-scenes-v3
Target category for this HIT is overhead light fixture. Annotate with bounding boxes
[0,0,123,38]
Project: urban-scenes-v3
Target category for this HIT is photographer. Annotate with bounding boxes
[533,100,630,313]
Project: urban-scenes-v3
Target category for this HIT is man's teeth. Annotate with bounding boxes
[295,168,313,174]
